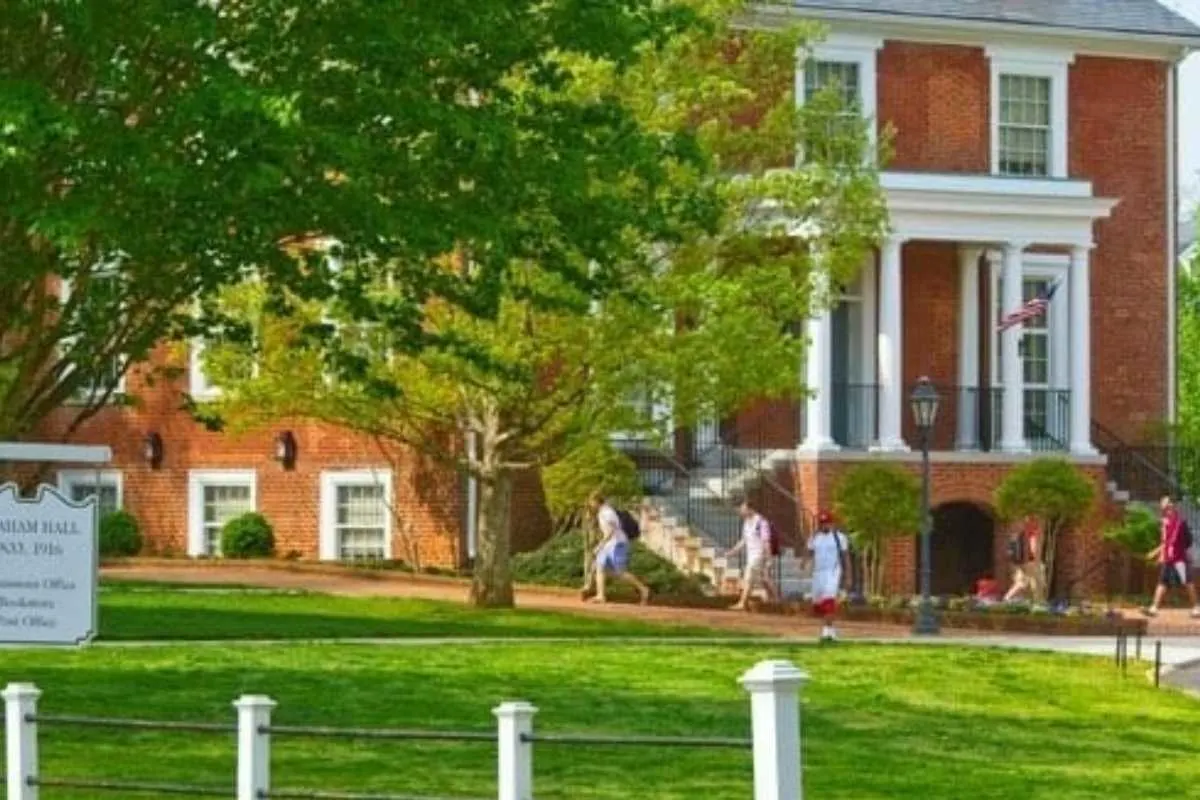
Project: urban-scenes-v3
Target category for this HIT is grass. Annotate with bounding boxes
[2,641,1196,799]
[94,581,728,640]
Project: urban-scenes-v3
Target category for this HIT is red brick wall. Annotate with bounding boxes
[1070,56,1169,442]
[31,346,555,568]
[793,457,1115,597]
[878,42,990,172]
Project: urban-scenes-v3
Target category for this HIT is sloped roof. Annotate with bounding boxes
[781,0,1200,40]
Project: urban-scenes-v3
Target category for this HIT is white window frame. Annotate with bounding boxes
[988,253,1069,390]
[57,469,124,512]
[795,34,884,152]
[186,469,258,557]
[189,340,221,400]
[60,273,127,404]
[986,46,1074,179]
[319,469,394,561]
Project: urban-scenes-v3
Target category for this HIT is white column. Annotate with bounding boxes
[1069,246,1096,455]
[4,683,40,800]
[495,701,537,800]
[859,256,878,389]
[1000,242,1029,452]
[235,695,275,800]
[874,237,907,451]
[957,247,983,450]
[800,306,837,451]
[741,659,808,800]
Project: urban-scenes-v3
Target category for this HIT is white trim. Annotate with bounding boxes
[986,45,1074,179]
[793,447,1106,467]
[749,6,1200,57]
[188,340,221,400]
[796,33,884,150]
[0,443,111,464]
[318,468,394,562]
[56,469,123,510]
[186,469,258,557]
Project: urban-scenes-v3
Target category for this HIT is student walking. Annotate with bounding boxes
[808,510,850,642]
[1003,516,1044,603]
[1142,496,1200,619]
[581,492,651,605]
[724,499,779,611]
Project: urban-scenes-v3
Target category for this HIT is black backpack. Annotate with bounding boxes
[1181,520,1193,551]
[615,508,641,541]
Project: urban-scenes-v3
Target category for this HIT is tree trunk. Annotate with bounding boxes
[470,469,515,608]
[1042,522,1060,603]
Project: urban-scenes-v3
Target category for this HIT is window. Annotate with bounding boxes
[803,60,860,107]
[796,35,882,154]
[61,271,127,403]
[189,340,220,400]
[997,75,1051,177]
[57,470,122,515]
[187,470,257,557]
[986,46,1073,179]
[319,470,393,562]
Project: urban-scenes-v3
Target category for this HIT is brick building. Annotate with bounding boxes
[38,0,1200,596]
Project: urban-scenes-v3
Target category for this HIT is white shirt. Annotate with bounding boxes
[808,530,849,573]
[597,504,626,545]
[742,514,768,563]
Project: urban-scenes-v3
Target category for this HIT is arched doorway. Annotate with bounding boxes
[915,502,996,596]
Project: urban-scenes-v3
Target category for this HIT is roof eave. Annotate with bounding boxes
[751,3,1200,55]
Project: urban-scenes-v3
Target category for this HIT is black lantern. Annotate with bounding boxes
[909,376,941,432]
[274,431,297,470]
[143,432,164,470]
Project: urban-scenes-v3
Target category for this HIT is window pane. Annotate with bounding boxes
[997,74,1051,177]
[335,484,387,561]
[202,484,252,555]
[69,483,119,516]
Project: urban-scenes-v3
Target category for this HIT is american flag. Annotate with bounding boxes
[997,280,1060,332]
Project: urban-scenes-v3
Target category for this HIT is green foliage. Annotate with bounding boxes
[1103,505,1160,556]
[542,439,643,530]
[995,459,1095,600]
[834,464,920,596]
[98,510,143,558]
[220,513,276,559]
[512,531,709,598]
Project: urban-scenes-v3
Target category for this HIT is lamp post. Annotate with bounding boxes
[910,377,940,636]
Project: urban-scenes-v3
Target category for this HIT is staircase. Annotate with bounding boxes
[1092,420,1200,524]
[621,432,812,599]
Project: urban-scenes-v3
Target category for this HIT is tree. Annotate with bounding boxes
[199,1,888,607]
[833,464,920,597]
[0,0,699,445]
[994,458,1095,600]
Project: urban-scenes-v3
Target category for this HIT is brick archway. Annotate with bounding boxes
[918,500,996,596]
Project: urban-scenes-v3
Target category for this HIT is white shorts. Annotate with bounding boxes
[812,568,841,601]
[743,556,767,584]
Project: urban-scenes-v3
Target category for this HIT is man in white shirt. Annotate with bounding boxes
[725,499,778,611]
[808,510,850,642]
[581,492,651,604]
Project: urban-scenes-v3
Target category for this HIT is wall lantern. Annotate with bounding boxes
[274,431,297,471]
[143,432,164,470]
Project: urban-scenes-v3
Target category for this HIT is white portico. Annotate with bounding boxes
[800,171,1118,456]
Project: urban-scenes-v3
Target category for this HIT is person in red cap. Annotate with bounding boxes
[808,510,850,642]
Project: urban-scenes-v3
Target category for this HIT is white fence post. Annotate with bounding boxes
[741,659,808,800]
[494,701,537,800]
[4,682,41,800]
[235,695,276,800]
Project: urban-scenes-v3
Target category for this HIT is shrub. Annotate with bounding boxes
[512,530,709,598]
[542,439,643,534]
[99,510,143,557]
[220,512,276,558]
[834,463,921,597]
[1103,504,1159,556]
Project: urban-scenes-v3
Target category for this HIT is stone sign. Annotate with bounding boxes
[0,483,97,645]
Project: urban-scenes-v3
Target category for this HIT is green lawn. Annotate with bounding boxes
[95,581,726,640]
[2,641,1196,799]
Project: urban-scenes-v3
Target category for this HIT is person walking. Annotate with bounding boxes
[725,498,778,611]
[1142,496,1200,619]
[1003,516,1044,603]
[581,491,651,605]
[808,510,850,642]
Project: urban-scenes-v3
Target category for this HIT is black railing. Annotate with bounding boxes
[1025,389,1071,452]
[930,386,1068,452]
[1092,421,1177,503]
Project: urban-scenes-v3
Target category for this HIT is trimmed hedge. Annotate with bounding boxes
[220,512,276,558]
[512,530,709,598]
[99,510,143,557]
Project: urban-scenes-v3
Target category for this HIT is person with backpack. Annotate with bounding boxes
[725,498,779,611]
[1142,496,1200,619]
[580,491,650,605]
[1003,516,1044,603]
[808,510,850,642]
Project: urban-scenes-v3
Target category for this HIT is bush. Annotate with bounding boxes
[99,510,143,557]
[220,512,276,558]
[512,531,709,598]
[1103,504,1159,556]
